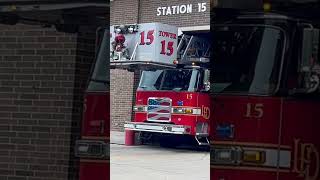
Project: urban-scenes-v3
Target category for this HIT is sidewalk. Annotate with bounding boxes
[111,131,125,145]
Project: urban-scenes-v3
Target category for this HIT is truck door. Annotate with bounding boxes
[210,24,286,180]
[75,27,109,180]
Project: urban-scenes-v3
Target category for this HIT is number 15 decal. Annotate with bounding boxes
[140,30,174,56]
[245,103,264,118]
[160,40,174,56]
[140,30,155,45]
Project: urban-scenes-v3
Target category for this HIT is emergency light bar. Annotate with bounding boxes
[113,24,139,34]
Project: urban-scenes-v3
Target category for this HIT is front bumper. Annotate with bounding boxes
[124,122,192,135]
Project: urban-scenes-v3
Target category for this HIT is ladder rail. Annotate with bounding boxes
[182,35,194,62]
[129,41,139,61]
[177,34,186,51]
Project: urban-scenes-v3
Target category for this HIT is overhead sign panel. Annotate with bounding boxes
[110,23,178,67]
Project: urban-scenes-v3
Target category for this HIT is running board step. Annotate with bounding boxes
[195,136,210,146]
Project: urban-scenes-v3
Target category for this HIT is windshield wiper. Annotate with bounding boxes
[172,88,183,92]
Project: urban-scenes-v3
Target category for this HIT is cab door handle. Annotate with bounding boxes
[100,120,105,135]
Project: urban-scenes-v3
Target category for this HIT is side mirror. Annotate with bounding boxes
[306,74,320,93]
[295,28,320,94]
[300,28,319,73]
[202,69,211,92]
[203,81,211,91]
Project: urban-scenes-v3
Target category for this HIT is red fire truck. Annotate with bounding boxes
[110,23,212,146]
[210,1,320,179]
[75,27,109,180]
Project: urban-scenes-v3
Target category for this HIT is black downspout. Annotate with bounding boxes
[137,0,141,23]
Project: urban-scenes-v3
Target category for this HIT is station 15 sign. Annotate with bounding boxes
[157,2,207,16]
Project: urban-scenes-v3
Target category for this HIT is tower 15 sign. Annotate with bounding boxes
[157,3,207,16]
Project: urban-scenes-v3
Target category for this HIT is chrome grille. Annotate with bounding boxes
[147,97,172,122]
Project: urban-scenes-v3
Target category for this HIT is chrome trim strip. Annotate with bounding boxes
[211,141,291,149]
[124,122,191,135]
[196,133,209,136]
[211,165,291,173]
[211,145,291,168]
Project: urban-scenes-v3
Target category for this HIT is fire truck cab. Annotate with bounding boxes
[110,23,212,146]
[75,27,109,180]
[210,1,320,180]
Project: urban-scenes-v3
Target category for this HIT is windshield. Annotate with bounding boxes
[87,28,109,91]
[211,25,284,95]
[138,69,200,92]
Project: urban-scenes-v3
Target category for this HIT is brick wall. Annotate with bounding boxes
[0,24,97,180]
[110,0,139,25]
[110,0,210,131]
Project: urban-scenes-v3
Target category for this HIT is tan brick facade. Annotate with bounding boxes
[110,0,210,131]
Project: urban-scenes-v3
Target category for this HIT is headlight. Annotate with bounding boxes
[133,106,147,112]
[185,108,193,114]
[211,146,241,165]
[242,150,266,164]
[211,146,267,166]
[172,107,201,115]
[173,107,185,114]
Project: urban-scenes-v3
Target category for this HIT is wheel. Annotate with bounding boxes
[138,132,153,145]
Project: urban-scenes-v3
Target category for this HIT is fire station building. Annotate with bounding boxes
[110,0,210,131]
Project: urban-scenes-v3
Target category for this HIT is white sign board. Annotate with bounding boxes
[110,23,178,66]
[156,2,207,16]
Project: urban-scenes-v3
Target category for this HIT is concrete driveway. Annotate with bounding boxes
[110,139,210,180]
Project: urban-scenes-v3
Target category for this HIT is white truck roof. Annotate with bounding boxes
[110,23,178,68]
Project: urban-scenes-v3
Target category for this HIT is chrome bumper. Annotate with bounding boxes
[124,122,192,135]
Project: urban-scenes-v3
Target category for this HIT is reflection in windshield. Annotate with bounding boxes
[212,26,284,95]
[138,69,199,92]
[87,29,109,91]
